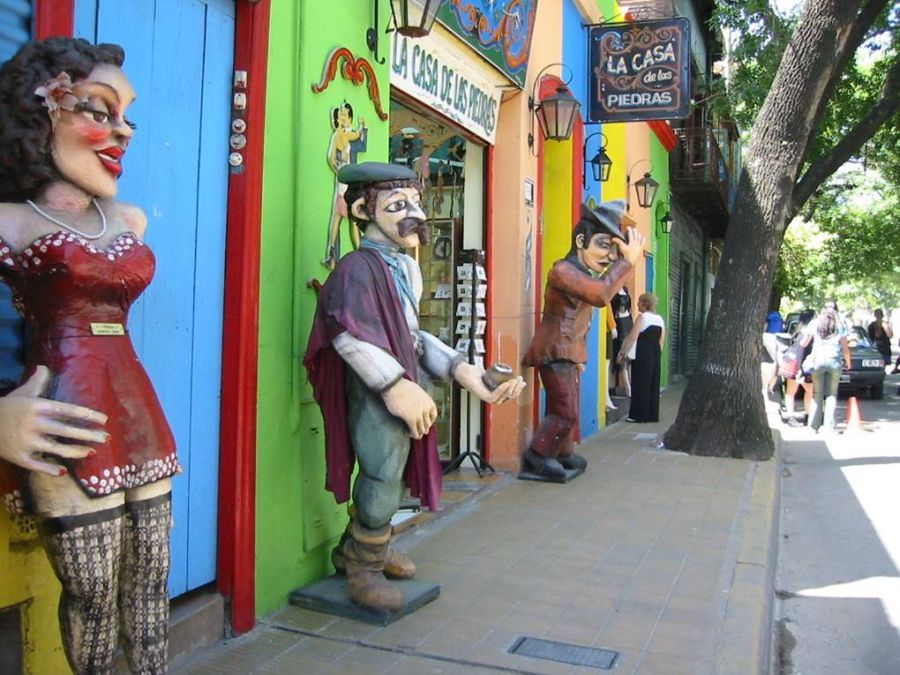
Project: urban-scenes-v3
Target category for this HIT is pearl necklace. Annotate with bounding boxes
[25,198,108,241]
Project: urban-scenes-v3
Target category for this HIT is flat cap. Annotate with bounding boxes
[338,161,417,185]
[581,200,626,240]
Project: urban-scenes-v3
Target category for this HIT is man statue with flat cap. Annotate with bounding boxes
[522,201,645,481]
[305,162,525,612]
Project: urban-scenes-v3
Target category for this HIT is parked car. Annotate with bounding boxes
[841,326,886,399]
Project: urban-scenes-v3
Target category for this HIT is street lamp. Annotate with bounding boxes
[583,131,612,186]
[659,205,674,234]
[368,0,442,63]
[626,160,659,210]
[390,0,442,37]
[528,64,581,156]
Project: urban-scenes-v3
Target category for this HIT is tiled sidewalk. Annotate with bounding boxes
[175,384,778,675]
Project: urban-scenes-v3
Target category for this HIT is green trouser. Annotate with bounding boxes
[345,366,432,530]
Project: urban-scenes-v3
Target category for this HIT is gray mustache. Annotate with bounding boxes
[398,217,430,244]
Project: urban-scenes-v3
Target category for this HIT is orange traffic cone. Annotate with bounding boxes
[845,396,863,433]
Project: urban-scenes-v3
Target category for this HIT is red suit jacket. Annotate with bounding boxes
[523,256,632,366]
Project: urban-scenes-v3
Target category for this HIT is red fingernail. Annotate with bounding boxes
[58,468,68,477]
[88,449,97,457]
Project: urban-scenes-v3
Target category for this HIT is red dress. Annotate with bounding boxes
[0,230,178,516]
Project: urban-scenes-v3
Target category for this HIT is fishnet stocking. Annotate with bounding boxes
[120,494,172,674]
[44,510,124,675]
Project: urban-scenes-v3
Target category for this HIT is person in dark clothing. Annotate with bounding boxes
[618,293,666,423]
[867,309,893,368]
[611,286,633,396]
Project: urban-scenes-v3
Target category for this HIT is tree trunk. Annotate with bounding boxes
[662,0,864,459]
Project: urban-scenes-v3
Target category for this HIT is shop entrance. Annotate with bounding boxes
[388,99,486,463]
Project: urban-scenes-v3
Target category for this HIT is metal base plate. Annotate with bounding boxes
[289,575,440,626]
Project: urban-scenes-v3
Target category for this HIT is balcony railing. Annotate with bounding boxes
[670,127,732,236]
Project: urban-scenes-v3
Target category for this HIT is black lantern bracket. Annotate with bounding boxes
[366,0,388,65]
[583,131,612,187]
[527,63,581,157]
[626,159,659,210]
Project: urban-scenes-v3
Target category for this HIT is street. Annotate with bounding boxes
[774,370,900,674]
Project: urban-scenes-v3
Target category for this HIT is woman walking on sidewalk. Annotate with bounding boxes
[618,293,665,423]
[805,306,851,432]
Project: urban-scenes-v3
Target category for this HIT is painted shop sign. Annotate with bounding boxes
[588,17,691,123]
[391,31,501,144]
[436,0,537,89]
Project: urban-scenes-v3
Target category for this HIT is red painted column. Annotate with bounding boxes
[34,0,74,39]
[216,0,270,636]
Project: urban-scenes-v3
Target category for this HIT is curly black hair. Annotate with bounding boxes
[0,37,124,201]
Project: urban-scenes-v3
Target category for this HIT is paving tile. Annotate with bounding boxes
[636,650,712,675]
[267,606,336,633]
[385,655,454,674]
[327,645,402,673]
[174,627,301,674]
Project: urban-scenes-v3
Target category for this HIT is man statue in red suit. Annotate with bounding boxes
[522,201,645,481]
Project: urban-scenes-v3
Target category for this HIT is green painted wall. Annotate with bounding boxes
[256,1,391,615]
[650,137,671,388]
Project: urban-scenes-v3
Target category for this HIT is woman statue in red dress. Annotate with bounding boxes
[0,38,177,674]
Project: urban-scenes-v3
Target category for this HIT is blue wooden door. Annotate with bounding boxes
[0,1,30,392]
[579,309,600,437]
[76,0,234,597]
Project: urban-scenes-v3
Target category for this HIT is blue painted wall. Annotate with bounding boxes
[75,0,234,597]
[564,0,600,437]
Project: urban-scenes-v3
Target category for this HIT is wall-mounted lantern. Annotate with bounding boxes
[583,131,612,185]
[390,0,442,37]
[527,64,581,156]
[626,159,659,210]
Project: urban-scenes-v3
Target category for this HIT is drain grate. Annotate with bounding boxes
[508,636,618,670]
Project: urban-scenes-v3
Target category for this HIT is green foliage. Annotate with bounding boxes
[716,1,900,310]
[777,170,900,311]
[711,1,899,178]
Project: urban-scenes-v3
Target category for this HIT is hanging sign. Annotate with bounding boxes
[588,18,691,123]
[391,30,502,144]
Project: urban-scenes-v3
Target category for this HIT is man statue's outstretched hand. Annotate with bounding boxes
[614,228,646,266]
[381,378,438,439]
[453,362,526,404]
[0,366,108,476]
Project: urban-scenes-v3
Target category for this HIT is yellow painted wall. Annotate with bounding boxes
[487,0,563,468]
[0,514,68,674]
[541,140,574,293]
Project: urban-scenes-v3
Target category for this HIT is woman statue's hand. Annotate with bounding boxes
[0,366,108,475]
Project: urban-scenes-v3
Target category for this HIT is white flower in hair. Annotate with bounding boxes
[34,72,80,116]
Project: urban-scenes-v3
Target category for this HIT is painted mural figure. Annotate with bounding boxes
[305,162,525,612]
[0,38,177,673]
[521,201,644,481]
[322,102,367,269]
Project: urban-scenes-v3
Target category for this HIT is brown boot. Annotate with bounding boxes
[340,520,404,612]
[332,528,416,579]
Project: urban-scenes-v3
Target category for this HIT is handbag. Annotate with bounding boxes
[777,343,803,378]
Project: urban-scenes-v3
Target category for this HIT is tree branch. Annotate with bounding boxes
[792,56,900,213]
[796,0,893,170]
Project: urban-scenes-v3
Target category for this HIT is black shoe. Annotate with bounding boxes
[558,453,587,470]
[523,448,566,480]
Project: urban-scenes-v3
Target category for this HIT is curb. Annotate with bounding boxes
[713,425,782,675]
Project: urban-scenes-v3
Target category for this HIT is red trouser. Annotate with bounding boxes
[530,361,579,459]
